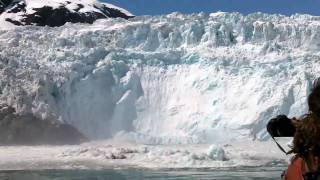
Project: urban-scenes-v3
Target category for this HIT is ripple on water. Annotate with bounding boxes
[0,167,285,180]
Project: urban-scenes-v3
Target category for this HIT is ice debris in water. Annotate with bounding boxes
[207,145,227,161]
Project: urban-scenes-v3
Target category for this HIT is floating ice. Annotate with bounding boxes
[207,145,227,161]
[0,140,288,170]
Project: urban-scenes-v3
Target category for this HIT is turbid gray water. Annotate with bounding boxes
[0,167,285,180]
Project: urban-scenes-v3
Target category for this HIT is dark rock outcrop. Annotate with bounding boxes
[0,0,14,14]
[1,0,134,27]
[0,104,88,145]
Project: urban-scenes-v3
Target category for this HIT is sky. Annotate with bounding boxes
[104,0,320,16]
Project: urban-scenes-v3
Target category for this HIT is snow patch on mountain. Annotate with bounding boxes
[102,2,134,17]
[0,0,133,29]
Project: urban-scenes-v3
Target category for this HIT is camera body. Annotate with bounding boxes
[267,115,296,137]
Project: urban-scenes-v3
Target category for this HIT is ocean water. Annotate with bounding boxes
[0,167,284,180]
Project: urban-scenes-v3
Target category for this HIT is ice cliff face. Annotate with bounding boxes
[0,12,320,143]
[0,0,133,28]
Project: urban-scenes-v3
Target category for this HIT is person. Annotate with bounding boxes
[284,85,320,180]
[267,78,320,139]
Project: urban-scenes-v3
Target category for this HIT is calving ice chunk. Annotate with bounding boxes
[0,11,319,145]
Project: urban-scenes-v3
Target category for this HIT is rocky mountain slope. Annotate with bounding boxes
[0,104,87,145]
[0,0,133,28]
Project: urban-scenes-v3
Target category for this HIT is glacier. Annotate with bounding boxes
[0,12,320,146]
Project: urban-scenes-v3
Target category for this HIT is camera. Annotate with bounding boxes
[266,78,320,155]
[266,115,296,137]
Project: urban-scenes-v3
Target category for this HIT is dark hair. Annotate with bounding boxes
[312,77,320,91]
[293,86,320,169]
[308,86,320,118]
[293,113,320,157]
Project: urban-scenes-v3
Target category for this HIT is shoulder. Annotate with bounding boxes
[285,157,304,180]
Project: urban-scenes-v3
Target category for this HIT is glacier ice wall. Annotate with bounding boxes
[1,12,320,143]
